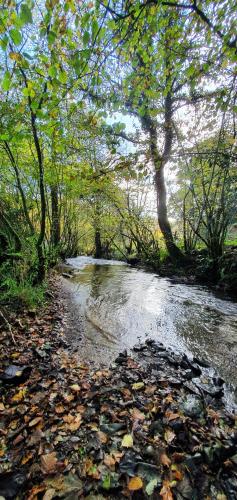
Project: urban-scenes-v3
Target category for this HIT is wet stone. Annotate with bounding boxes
[181,395,204,418]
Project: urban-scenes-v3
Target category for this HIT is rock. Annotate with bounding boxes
[192,378,224,398]
[0,471,26,499]
[100,423,125,434]
[193,357,210,368]
[0,365,31,385]
[181,395,204,418]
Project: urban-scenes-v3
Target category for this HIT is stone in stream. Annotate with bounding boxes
[181,395,204,418]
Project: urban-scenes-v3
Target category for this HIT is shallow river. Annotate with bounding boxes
[65,256,237,396]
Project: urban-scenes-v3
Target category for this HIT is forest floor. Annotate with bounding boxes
[0,275,237,500]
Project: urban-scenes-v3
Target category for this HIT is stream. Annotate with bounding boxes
[64,256,237,403]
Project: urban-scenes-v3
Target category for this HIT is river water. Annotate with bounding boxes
[65,256,237,398]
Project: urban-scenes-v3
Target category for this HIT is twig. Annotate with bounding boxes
[0,310,16,345]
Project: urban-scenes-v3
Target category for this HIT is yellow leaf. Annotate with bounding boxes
[21,452,33,464]
[132,382,144,390]
[12,388,27,402]
[70,384,80,392]
[0,403,5,411]
[121,434,133,448]
[128,476,143,491]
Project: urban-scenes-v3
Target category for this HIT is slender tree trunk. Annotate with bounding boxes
[4,142,35,236]
[31,113,46,281]
[50,184,60,248]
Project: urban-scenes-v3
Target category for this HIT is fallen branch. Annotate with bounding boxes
[0,309,16,345]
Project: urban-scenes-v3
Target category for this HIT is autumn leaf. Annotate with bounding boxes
[128,476,143,491]
[121,434,133,448]
[55,404,65,414]
[104,454,116,468]
[164,429,176,444]
[130,408,145,421]
[0,403,5,411]
[70,384,80,392]
[29,416,43,427]
[11,388,27,402]
[160,480,173,500]
[97,431,108,444]
[132,382,144,390]
[41,452,57,474]
[160,452,171,467]
[21,452,33,464]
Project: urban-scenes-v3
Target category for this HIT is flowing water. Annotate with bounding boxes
[65,256,237,399]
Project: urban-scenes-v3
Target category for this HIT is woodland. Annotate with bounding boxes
[0,2,237,498]
[0,0,236,306]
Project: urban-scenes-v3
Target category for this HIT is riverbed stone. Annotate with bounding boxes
[181,395,204,418]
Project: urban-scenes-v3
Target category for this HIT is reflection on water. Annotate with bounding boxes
[66,256,237,390]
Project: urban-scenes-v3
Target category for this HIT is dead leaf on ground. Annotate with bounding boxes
[160,480,173,500]
[121,434,133,448]
[128,476,143,491]
[29,416,43,428]
[41,452,57,474]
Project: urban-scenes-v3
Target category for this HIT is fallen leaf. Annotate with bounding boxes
[160,452,171,467]
[146,478,158,496]
[11,388,27,402]
[43,488,56,500]
[41,452,57,474]
[29,416,43,428]
[0,403,5,411]
[104,454,116,468]
[21,453,33,465]
[164,429,176,444]
[160,480,173,500]
[132,382,144,390]
[63,393,75,403]
[97,431,108,444]
[70,384,80,392]
[128,476,143,491]
[121,434,133,448]
[130,408,145,421]
[55,405,65,414]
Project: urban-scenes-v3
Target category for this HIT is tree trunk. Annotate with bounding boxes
[31,112,46,281]
[50,184,60,248]
[141,97,184,261]
[4,142,35,236]
[95,228,102,258]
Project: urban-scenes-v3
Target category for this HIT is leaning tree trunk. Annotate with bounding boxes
[141,96,184,261]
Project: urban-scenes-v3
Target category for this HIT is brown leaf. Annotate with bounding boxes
[165,411,181,422]
[145,385,156,396]
[41,452,57,474]
[55,405,65,414]
[27,485,46,500]
[160,452,171,467]
[160,480,173,500]
[130,408,145,421]
[21,452,33,465]
[104,454,116,468]
[128,477,143,491]
[29,416,43,428]
[97,431,108,444]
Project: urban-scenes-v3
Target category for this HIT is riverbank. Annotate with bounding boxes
[0,276,237,499]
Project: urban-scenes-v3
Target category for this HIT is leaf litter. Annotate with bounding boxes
[0,277,237,499]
